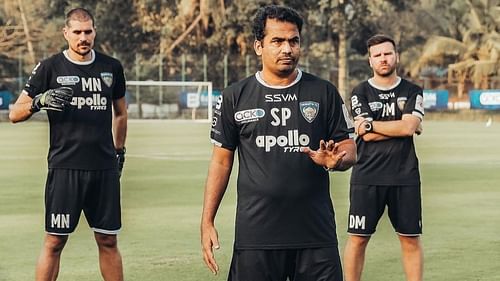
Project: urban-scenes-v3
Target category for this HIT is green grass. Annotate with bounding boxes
[0,120,499,280]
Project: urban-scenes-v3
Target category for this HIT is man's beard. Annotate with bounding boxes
[376,64,396,77]
[71,43,92,57]
[277,57,299,77]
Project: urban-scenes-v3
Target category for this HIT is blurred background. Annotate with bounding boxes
[1,1,500,280]
[1,0,499,118]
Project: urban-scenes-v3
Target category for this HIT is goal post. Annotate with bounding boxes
[126,80,216,121]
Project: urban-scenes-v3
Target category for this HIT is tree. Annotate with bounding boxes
[410,0,500,97]
[0,0,63,75]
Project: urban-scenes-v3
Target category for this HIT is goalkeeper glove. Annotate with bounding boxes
[31,87,73,113]
[116,147,126,178]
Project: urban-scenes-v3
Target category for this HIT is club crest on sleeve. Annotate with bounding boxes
[100,72,113,88]
[300,101,319,123]
[397,97,407,111]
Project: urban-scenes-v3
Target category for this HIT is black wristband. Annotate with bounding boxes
[116,147,126,154]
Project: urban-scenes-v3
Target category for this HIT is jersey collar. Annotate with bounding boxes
[255,69,302,89]
[368,76,401,91]
[63,49,95,65]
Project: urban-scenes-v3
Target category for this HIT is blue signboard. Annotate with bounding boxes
[0,90,13,110]
[423,89,448,110]
[179,90,222,109]
[470,90,500,110]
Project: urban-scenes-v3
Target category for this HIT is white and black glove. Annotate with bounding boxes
[31,87,73,113]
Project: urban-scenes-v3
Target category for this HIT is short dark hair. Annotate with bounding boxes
[65,8,95,28]
[366,34,397,54]
[252,5,303,41]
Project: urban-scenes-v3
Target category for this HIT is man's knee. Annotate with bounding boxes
[348,235,371,249]
[399,235,422,250]
[95,233,118,249]
[44,234,68,254]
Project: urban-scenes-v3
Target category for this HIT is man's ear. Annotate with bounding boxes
[254,40,262,56]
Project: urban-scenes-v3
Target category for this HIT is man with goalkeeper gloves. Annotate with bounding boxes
[9,7,127,281]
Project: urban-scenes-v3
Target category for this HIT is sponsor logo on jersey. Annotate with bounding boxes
[51,213,70,229]
[215,95,223,110]
[299,101,319,123]
[397,97,407,111]
[234,108,265,123]
[368,102,383,111]
[56,75,80,86]
[31,62,41,75]
[265,93,298,102]
[100,72,113,87]
[211,116,218,127]
[256,129,310,152]
[379,92,396,99]
[351,96,361,109]
[415,95,425,113]
[71,94,108,110]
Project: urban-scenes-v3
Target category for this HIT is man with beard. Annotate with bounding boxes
[201,5,356,281]
[343,34,424,281]
[9,7,127,281]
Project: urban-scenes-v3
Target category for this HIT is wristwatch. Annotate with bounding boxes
[364,119,373,133]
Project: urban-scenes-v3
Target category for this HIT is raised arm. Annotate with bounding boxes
[200,146,234,275]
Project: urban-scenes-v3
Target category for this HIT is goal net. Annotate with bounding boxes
[126,80,217,121]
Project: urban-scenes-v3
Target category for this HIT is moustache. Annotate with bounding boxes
[78,42,91,47]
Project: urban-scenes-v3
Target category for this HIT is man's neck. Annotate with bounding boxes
[259,69,298,87]
[66,49,93,62]
[371,74,399,89]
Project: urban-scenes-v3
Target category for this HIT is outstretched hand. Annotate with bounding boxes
[300,139,347,170]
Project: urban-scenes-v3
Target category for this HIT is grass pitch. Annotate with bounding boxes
[0,119,499,280]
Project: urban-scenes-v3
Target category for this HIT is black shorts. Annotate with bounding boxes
[347,184,422,236]
[228,247,342,281]
[44,168,121,235]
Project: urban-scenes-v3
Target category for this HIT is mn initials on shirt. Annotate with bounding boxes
[81,77,102,92]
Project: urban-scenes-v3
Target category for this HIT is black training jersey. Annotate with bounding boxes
[24,50,126,170]
[211,70,354,249]
[350,78,424,185]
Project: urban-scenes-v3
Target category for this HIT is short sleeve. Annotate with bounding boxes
[24,61,50,98]
[350,85,374,120]
[328,84,355,141]
[210,87,239,150]
[112,61,126,100]
[403,85,424,120]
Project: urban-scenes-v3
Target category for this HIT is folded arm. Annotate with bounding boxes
[356,114,422,142]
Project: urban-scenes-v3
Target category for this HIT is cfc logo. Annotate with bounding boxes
[71,94,107,110]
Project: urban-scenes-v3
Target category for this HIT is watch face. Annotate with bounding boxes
[364,122,372,132]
